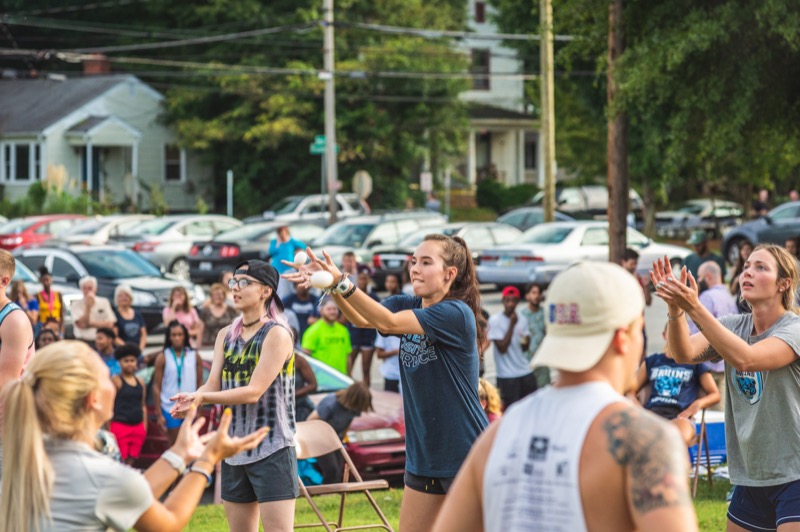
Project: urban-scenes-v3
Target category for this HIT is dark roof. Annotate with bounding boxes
[468,103,534,121]
[0,75,138,135]
[66,115,110,133]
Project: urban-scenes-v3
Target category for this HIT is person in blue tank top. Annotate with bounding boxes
[170,260,296,532]
[283,234,489,532]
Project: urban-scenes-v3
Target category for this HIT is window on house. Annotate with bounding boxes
[475,1,485,23]
[164,144,184,182]
[471,49,491,91]
[33,144,41,180]
[2,144,10,182]
[524,133,538,170]
[14,144,30,181]
[1,143,39,181]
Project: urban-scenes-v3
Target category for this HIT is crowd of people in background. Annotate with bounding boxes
[5,210,800,531]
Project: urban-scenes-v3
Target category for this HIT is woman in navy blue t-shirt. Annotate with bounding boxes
[284,234,488,531]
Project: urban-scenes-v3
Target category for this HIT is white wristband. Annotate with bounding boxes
[161,450,186,474]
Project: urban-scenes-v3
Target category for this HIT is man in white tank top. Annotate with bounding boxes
[433,262,698,532]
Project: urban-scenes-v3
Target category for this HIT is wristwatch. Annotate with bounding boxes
[335,275,352,295]
[189,465,214,487]
[161,450,186,474]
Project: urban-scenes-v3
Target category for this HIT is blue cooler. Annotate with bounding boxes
[689,410,726,466]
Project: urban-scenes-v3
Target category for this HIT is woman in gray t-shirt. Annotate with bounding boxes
[652,244,800,530]
[0,340,267,532]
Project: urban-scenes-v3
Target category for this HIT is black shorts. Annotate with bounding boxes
[384,378,400,393]
[646,404,682,421]
[496,373,538,409]
[349,327,377,348]
[404,471,455,495]
[728,480,800,531]
[221,446,299,503]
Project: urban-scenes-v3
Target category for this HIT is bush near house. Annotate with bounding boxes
[0,182,115,218]
[476,180,539,214]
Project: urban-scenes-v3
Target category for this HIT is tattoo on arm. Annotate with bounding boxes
[603,409,692,514]
[691,345,722,363]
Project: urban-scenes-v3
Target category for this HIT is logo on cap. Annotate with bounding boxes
[548,303,581,325]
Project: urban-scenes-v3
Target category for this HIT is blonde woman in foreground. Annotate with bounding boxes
[0,340,268,532]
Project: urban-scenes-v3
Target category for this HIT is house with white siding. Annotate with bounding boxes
[0,73,213,211]
[459,0,540,187]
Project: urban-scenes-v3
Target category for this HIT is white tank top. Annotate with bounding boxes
[160,347,198,411]
[483,381,624,532]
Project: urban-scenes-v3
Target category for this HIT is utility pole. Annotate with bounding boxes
[607,0,628,263]
[540,0,556,222]
[323,0,338,225]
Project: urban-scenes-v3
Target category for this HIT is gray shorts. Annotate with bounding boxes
[221,446,299,503]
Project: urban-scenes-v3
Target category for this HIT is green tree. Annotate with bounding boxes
[3,0,470,215]
[490,0,800,221]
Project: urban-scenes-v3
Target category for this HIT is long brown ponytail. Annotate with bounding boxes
[422,234,486,351]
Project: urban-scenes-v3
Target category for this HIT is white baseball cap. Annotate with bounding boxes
[531,261,645,372]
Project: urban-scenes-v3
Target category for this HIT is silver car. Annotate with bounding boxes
[477,221,691,288]
[53,214,156,245]
[114,215,242,279]
[246,193,365,226]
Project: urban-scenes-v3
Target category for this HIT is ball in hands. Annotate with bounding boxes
[310,270,335,290]
[293,251,309,266]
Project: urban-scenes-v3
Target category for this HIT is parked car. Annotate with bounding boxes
[497,206,574,231]
[53,214,155,245]
[477,221,691,288]
[112,214,242,279]
[303,354,405,481]
[134,358,220,469]
[0,214,86,250]
[654,199,744,239]
[187,221,325,284]
[311,211,448,266]
[244,193,365,226]
[13,245,205,333]
[371,222,523,290]
[529,185,644,222]
[721,200,800,265]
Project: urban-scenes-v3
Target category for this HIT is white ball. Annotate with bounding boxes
[310,270,335,290]
[294,251,308,266]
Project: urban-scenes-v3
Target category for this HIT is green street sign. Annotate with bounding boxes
[309,141,339,155]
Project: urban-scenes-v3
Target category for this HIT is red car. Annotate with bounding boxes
[133,353,405,481]
[0,214,86,250]
[134,359,220,468]
[305,355,406,481]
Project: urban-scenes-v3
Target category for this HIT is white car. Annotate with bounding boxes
[246,193,365,226]
[52,214,155,245]
[477,221,691,288]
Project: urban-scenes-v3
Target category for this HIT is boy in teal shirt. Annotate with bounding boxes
[302,298,351,374]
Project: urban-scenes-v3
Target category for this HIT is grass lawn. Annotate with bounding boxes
[187,481,730,531]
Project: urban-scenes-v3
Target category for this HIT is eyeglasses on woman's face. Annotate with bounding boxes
[228,277,265,290]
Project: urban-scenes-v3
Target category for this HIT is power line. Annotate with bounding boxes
[0,21,34,70]
[12,0,149,16]
[0,47,586,81]
[103,54,539,80]
[0,14,192,40]
[73,22,318,53]
[336,20,575,42]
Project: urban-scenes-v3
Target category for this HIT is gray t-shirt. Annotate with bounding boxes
[316,393,359,440]
[719,312,800,486]
[41,438,153,531]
